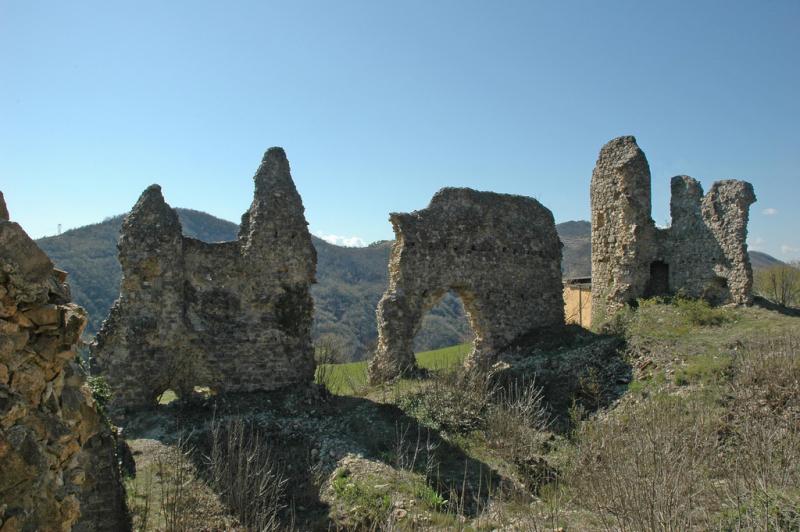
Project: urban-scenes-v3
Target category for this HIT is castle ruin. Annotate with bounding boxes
[91,148,317,412]
[367,188,565,383]
[590,136,756,324]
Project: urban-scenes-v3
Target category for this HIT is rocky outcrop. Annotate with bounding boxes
[591,136,756,324]
[368,188,565,383]
[91,148,317,412]
[0,192,128,531]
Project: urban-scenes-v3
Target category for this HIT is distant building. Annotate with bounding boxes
[563,276,592,328]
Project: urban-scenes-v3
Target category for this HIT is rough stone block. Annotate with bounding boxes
[0,192,127,532]
[0,222,53,285]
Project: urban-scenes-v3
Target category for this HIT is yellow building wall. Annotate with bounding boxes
[564,285,592,328]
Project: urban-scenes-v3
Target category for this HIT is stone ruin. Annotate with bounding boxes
[368,188,565,383]
[91,148,317,412]
[590,136,757,324]
[0,192,128,531]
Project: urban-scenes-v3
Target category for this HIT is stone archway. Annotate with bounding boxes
[367,188,565,383]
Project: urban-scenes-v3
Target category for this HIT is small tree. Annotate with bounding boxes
[755,263,800,308]
[314,333,347,365]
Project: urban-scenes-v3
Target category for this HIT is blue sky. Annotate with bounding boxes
[1,1,798,259]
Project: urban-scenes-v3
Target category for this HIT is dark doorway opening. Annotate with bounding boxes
[645,260,670,297]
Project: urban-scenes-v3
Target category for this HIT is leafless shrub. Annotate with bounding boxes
[314,333,347,389]
[156,436,195,532]
[754,263,800,308]
[127,467,154,531]
[399,366,495,434]
[204,418,288,531]
[487,378,550,445]
[127,435,218,532]
[392,422,440,483]
[566,394,719,531]
[485,378,556,494]
[713,335,800,530]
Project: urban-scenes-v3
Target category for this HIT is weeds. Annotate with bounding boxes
[331,468,392,529]
[673,352,732,386]
[204,417,288,531]
[714,335,800,530]
[674,297,730,326]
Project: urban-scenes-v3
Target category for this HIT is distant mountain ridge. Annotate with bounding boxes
[36,211,783,361]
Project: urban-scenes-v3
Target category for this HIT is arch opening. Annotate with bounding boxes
[412,290,476,366]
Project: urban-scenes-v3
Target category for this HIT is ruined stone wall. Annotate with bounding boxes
[591,137,756,325]
[368,188,564,383]
[73,431,130,532]
[92,148,317,412]
[0,192,128,531]
[590,136,658,322]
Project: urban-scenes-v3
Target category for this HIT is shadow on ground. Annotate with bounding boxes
[121,385,503,530]
[753,295,800,317]
[493,325,632,432]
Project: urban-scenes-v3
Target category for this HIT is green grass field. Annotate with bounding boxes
[317,343,470,395]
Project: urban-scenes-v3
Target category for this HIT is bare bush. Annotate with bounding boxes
[204,418,288,531]
[156,436,195,532]
[398,367,495,434]
[714,335,800,530]
[486,378,550,455]
[392,422,440,483]
[566,395,719,531]
[314,333,347,388]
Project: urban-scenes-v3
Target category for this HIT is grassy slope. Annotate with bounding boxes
[317,301,800,530]
[123,301,799,531]
[317,343,471,395]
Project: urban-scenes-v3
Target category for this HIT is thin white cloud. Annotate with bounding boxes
[315,232,367,248]
[780,244,799,256]
[750,236,765,250]
[762,207,778,216]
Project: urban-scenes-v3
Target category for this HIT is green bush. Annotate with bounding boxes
[674,297,729,326]
[331,469,392,528]
[87,375,112,414]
